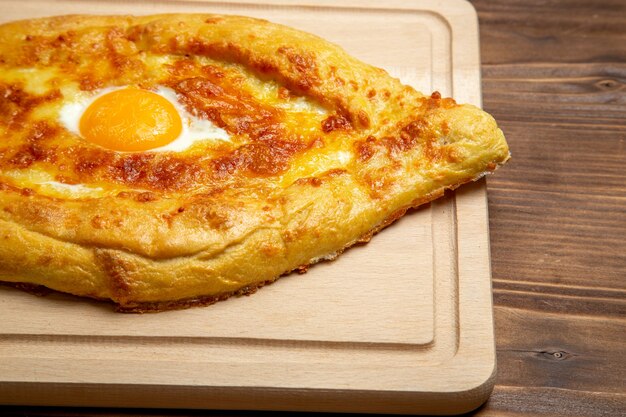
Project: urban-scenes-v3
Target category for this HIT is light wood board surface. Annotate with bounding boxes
[0,0,496,414]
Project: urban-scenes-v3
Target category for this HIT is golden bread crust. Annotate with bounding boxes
[0,14,510,310]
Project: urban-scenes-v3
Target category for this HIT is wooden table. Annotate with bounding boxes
[471,0,626,414]
[2,0,625,415]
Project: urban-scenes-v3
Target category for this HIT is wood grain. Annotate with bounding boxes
[473,0,626,415]
[1,0,625,415]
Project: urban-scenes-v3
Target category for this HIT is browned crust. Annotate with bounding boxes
[0,193,430,313]
[0,169,497,313]
[116,279,276,313]
[1,281,53,297]
[0,276,275,313]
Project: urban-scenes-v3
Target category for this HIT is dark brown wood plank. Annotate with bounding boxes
[492,306,626,392]
[476,387,626,417]
[493,286,626,317]
[471,0,626,64]
[486,121,626,290]
[482,63,626,128]
[471,0,626,415]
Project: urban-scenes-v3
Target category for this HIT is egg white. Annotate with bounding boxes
[58,86,231,152]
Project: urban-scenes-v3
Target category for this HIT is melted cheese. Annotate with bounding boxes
[39,181,104,197]
[1,170,107,198]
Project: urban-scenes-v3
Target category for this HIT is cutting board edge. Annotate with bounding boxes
[0,372,496,415]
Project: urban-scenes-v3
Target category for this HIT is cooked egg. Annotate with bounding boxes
[59,86,230,152]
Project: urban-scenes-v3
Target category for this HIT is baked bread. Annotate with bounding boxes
[0,14,509,312]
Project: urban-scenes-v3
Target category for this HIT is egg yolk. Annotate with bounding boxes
[79,88,183,152]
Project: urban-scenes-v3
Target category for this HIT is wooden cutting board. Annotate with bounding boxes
[0,0,496,414]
